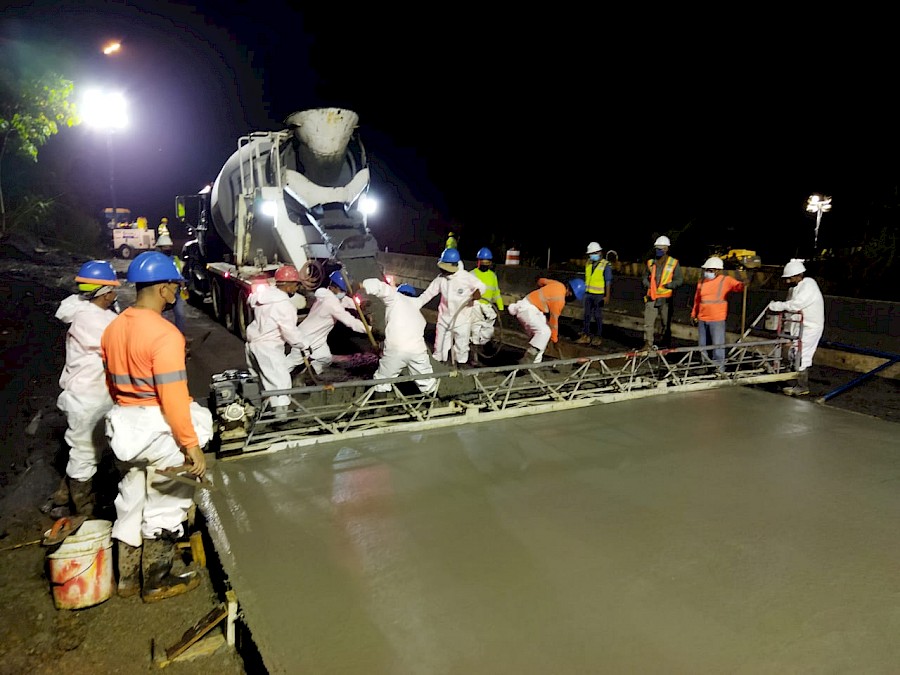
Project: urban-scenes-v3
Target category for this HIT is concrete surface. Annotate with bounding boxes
[201,386,900,674]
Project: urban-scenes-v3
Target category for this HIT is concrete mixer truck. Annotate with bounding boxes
[176,108,384,338]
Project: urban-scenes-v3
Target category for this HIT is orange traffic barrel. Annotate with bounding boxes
[505,248,520,266]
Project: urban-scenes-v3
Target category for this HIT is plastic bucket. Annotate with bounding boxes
[47,519,114,610]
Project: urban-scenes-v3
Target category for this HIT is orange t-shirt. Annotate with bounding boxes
[101,307,198,449]
[691,274,744,322]
[526,278,567,343]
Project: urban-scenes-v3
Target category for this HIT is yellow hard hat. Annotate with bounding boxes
[161,217,168,223]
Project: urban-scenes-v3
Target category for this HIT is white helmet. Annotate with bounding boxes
[702,256,724,270]
[782,258,806,278]
[156,234,173,247]
[654,236,671,247]
[586,241,602,254]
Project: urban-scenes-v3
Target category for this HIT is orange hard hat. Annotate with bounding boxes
[274,265,300,282]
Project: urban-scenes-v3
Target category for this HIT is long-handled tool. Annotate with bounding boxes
[340,269,379,351]
[151,465,217,492]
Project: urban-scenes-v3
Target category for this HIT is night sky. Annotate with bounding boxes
[3,2,899,266]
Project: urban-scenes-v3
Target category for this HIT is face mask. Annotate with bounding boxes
[162,284,177,312]
[703,270,716,279]
[478,262,491,270]
[589,254,601,262]
[655,248,665,258]
[335,291,346,299]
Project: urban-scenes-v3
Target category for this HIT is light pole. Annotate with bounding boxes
[82,90,128,227]
[805,193,832,255]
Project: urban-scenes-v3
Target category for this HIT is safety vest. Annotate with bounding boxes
[472,267,504,310]
[693,274,743,322]
[446,235,457,249]
[584,260,608,295]
[647,256,678,300]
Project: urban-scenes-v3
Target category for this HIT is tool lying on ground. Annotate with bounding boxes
[150,465,218,492]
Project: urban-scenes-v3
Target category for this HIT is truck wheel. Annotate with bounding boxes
[210,278,226,326]
[236,293,253,341]
[118,244,133,260]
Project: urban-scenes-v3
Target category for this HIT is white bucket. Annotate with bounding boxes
[47,519,114,610]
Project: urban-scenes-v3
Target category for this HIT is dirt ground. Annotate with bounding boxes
[0,235,248,675]
[0,234,896,674]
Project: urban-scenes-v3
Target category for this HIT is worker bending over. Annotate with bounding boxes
[245,265,310,413]
[509,278,585,363]
[362,280,436,395]
[101,251,213,602]
[416,248,486,366]
[296,270,367,375]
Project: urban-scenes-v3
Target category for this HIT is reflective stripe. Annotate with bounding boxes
[109,369,187,388]
[154,369,187,385]
[647,257,678,299]
[699,276,728,305]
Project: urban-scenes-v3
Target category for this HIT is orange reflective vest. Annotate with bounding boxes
[647,256,678,300]
[526,278,567,342]
[691,274,744,322]
[584,260,609,295]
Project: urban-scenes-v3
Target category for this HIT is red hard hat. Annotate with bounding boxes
[274,265,300,282]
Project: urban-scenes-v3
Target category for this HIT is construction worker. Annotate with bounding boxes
[296,270,367,375]
[445,231,458,250]
[768,259,825,396]
[690,257,746,374]
[361,279,436,394]
[577,242,613,347]
[416,248,486,366]
[47,260,120,519]
[157,217,170,238]
[508,278,585,364]
[101,251,213,602]
[156,234,187,334]
[469,247,504,364]
[642,235,684,349]
[244,265,311,413]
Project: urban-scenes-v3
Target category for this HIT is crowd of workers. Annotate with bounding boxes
[47,234,824,605]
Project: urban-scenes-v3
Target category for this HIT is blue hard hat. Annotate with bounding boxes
[397,283,417,297]
[439,248,461,264]
[328,270,348,291]
[568,278,586,301]
[476,247,493,261]
[75,260,120,286]
[126,251,183,284]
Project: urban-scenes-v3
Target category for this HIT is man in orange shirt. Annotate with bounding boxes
[101,251,213,603]
[690,256,747,374]
[508,278,585,363]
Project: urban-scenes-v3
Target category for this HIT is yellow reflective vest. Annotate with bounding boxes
[472,267,503,310]
[584,260,609,295]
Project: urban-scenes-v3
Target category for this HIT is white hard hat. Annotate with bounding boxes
[654,236,671,247]
[702,257,724,270]
[157,234,173,247]
[586,241,602,254]
[782,258,806,278]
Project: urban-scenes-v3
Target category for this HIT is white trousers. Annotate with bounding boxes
[470,303,497,346]
[509,300,549,363]
[373,348,436,393]
[105,403,213,547]
[434,308,473,364]
[246,341,307,407]
[58,391,112,481]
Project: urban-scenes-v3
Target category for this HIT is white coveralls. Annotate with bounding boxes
[245,284,309,408]
[54,295,116,480]
[106,402,212,547]
[416,268,486,364]
[297,287,366,374]
[508,299,551,363]
[470,303,498,346]
[362,279,436,394]
[768,277,825,370]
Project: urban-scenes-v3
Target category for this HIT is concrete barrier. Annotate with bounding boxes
[377,252,900,380]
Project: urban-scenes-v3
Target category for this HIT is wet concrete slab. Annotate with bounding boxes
[201,386,900,674]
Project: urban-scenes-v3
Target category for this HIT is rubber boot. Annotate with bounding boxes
[68,476,95,517]
[141,531,200,603]
[42,477,71,517]
[117,541,142,598]
[467,350,481,367]
[518,347,539,365]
